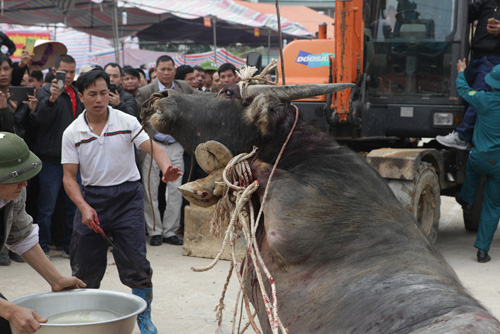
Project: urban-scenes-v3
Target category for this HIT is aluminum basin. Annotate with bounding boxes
[10,289,146,334]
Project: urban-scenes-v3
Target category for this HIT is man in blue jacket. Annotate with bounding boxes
[455,59,500,263]
[31,54,83,259]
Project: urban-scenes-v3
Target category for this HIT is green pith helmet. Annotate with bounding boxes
[200,61,218,72]
[0,132,42,184]
[485,64,500,90]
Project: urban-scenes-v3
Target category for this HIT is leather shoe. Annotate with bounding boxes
[150,235,162,246]
[9,250,24,263]
[455,193,473,214]
[163,236,183,245]
[477,250,491,263]
[0,252,11,266]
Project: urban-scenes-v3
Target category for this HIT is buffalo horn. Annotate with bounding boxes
[245,83,355,101]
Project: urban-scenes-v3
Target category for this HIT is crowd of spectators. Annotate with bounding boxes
[0,38,245,332]
[0,41,242,266]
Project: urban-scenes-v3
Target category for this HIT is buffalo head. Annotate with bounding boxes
[140,83,354,156]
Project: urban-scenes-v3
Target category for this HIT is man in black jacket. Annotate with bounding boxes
[104,63,137,116]
[31,54,83,259]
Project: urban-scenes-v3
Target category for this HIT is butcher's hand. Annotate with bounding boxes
[80,203,100,230]
[8,304,47,334]
[162,165,183,183]
[51,275,86,292]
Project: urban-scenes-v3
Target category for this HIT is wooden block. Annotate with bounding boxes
[182,205,246,261]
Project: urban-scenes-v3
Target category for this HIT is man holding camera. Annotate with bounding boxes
[104,63,137,116]
[31,54,83,259]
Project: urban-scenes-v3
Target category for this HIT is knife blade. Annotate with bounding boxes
[90,221,116,248]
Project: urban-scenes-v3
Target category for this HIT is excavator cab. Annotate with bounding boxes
[365,0,456,98]
[270,0,474,239]
[343,0,469,142]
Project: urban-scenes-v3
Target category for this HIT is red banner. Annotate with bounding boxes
[203,16,212,27]
[5,31,51,61]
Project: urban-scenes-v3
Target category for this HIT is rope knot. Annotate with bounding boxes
[237,59,279,101]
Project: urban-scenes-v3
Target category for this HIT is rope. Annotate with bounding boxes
[134,92,167,232]
[237,59,278,101]
[192,103,299,334]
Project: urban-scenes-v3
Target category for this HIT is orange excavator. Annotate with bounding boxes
[251,0,475,241]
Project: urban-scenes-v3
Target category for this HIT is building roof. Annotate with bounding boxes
[234,1,334,38]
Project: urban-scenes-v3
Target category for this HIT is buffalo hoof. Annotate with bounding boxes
[178,168,224,207]
[477,250,491,263]
[195,141,233,174]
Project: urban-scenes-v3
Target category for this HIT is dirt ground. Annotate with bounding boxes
[1,196,500,333]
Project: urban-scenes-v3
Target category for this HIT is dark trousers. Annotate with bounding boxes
[70,181,153,289]
[457,56,500,142]
[37,162,78,253]
[461,149,500,252]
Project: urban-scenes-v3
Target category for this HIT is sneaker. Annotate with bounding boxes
[61,249,70,259]
[436,131,470,150]
[0,252,11,266]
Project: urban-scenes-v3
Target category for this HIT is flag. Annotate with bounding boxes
[204,17,212,27]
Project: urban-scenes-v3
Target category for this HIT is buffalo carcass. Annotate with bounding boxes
[141,84,500,333]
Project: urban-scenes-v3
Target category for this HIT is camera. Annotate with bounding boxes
[55,71,66,92]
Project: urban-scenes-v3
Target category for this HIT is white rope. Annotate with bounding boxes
[192,64,299,334]
[191,148,287,333]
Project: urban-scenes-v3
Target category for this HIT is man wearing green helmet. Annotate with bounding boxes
[0,132,85,334]
[454,60,500,263]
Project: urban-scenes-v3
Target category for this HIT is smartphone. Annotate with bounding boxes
[25,37,35,56]
[109,84,116,93]
[489,18,496,25]
[56,71,66,92]
[9,86,35,102]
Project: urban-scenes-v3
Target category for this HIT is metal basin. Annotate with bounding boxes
[10,289,146,334]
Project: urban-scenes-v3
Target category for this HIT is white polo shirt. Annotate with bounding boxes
[62,106,149,186]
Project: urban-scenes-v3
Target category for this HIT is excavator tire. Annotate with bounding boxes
[386,162,440,243]
[412,163,440,243]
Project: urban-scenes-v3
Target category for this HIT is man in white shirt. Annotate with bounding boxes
[62,69,181,334]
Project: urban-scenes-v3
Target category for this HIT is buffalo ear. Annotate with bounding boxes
[195,141,234,174]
